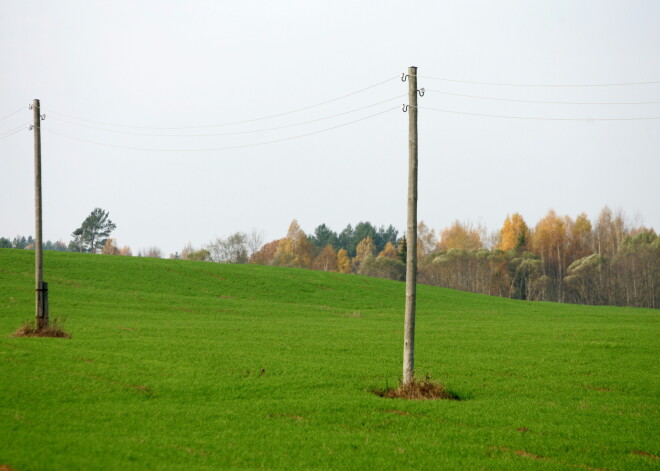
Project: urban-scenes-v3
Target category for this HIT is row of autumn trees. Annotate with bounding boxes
[178,222,402,275]
[416,209,658,309]
[237,208,657,309]
[250,221,402,276]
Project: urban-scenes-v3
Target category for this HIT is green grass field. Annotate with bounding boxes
[0,249,658,470]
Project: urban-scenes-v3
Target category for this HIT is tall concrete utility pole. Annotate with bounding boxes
[31,99,48,329]
[403,67,418,385]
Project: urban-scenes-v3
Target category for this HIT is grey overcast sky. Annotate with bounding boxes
[1,0,659,256]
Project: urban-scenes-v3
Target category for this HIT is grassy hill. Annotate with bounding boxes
[0,249,658,470]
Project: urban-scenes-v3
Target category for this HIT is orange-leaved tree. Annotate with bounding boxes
[313,244,338,272]
[336,248,351,273]
[567,212,593,261]
[250,239,281,265]
[378,241,399,259]
[437,221,483,251]
[273,220,314,268]
[352,236,377,272]
[497,213,529,251]
[531,210,568,301]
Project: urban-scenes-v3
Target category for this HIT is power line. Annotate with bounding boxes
[0,122,30,140]
[417,105,660,121]
[420,75,660,88]
[43,106,399,152]
[425,89,660,105]
[46,95,405,137]
[44,75,400,130]
[0,106,26,122]
[0,128,27,141]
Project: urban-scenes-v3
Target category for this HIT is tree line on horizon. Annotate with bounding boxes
[2,206,657,309]
[171,207,657,309]
[1,208,160,258]
[242,207,657,309]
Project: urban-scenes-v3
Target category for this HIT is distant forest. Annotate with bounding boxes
[2,206,657,309]
[245,208,658,309]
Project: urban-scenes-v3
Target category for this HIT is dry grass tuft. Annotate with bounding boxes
[374,374,460,401]
[12,318,70,339]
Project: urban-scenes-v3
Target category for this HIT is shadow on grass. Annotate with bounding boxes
[373,374,461,400]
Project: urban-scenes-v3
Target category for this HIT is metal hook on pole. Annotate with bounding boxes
[402,104,409,112]
[401,73,408,82]
[418,88,425,97]
[41,114,46,120]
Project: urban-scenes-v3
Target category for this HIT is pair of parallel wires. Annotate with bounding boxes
[0,76,404,151]
[417,75,660,121]
[0,107,33,140]
[1,73,659,150]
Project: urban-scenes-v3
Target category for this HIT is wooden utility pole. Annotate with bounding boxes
[32,99,48,329]
[403,67,418,385]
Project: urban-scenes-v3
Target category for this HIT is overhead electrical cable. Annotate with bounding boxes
[420,76,660,88]
[425,89,660,105]
[0,106,26,122]
[417,105,660,121]
[46,95,406,137]
[44,75,400,130]
[0,128,27,141]
[43,106,399,152]
[0,122,30,140]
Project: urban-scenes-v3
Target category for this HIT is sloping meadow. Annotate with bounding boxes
[1,249,658,470]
